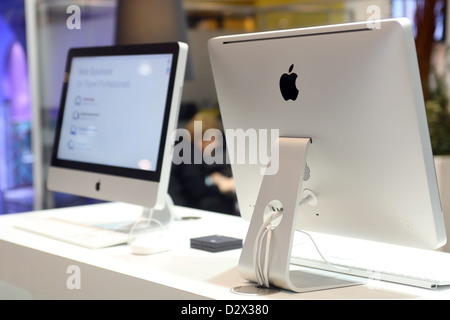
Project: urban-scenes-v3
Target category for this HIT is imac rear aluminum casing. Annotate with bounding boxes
[209,19,447,292]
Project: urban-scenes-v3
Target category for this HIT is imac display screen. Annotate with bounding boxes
[48,43,187,209]
[57,53,172,174]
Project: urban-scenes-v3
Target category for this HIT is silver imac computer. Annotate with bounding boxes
[47,42,187,233]
[209,18,447,293]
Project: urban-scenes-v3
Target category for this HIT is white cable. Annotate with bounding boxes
[127,209,164,245]
[254,226,267,286]
[253,209,282,288]
[295,229,351,273]
[252,192,349,288]
[263,226,273,288]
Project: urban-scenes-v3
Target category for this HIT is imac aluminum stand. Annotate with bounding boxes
[136,194,175,229]
[234,137,363,294]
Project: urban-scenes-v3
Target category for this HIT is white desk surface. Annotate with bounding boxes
[1,202,450,300]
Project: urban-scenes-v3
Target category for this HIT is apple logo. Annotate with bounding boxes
[279,64,299,101]
[95,180,101,191]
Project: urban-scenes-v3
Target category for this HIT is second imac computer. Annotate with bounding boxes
[47,42,188,235]
[209,18,447,292]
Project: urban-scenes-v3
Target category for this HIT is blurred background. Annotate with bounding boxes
[0,0,447,215]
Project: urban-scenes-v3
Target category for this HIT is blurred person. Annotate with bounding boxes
[169,111,238,215]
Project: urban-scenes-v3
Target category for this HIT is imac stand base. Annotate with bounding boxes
[236,137,363,293]
[232,267,363,295]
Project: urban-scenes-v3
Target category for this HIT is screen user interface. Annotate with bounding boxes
[57,53,173,172]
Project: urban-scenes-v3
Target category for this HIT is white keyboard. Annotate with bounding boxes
[15,217,129,249]
[290,232,450,289]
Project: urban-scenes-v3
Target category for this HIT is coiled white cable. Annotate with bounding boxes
[253,208,282,287]
[252,192,349,288]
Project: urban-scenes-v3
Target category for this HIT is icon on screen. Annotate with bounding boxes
[67,140,75,149]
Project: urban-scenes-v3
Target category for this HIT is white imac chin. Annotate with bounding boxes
[47,42,188,230]
[209,18,446,292]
